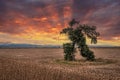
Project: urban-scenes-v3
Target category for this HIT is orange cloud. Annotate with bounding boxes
[0,0,120,46]
[33,17,48,22]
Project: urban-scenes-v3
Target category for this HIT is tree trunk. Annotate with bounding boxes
[72,42,75,60]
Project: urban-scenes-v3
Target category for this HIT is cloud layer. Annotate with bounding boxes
[0,0,120,45]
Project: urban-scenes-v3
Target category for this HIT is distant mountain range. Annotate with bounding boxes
[0,43,61,48]
[0,43,119,48]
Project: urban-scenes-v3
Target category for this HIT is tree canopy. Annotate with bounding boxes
[60,19,100,61]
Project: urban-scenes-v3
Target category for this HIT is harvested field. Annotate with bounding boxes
[0,48,120,80]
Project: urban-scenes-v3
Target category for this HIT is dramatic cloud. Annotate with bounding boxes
[0,0,120,45]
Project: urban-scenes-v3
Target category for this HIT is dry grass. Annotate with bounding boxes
[0,48,120,80]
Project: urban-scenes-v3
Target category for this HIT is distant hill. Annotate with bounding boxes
[89,45,120,48]
[0,43,61,48]
[0,43,119,48]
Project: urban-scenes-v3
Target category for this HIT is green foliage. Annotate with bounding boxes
[61,19,100,61]
[68,19,79,27]
[63,43,76,61]
[80,45,95,61]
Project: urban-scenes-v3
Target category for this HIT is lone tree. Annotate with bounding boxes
[60,19,100,61]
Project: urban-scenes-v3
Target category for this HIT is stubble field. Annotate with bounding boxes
[0,48,120,80]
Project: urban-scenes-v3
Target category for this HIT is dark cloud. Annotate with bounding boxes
[72,0,120,40]
[0,0,120,40]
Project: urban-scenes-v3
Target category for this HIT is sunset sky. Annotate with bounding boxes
[0,0,120,46]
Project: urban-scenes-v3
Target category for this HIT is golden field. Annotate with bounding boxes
[0,48,120,80]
